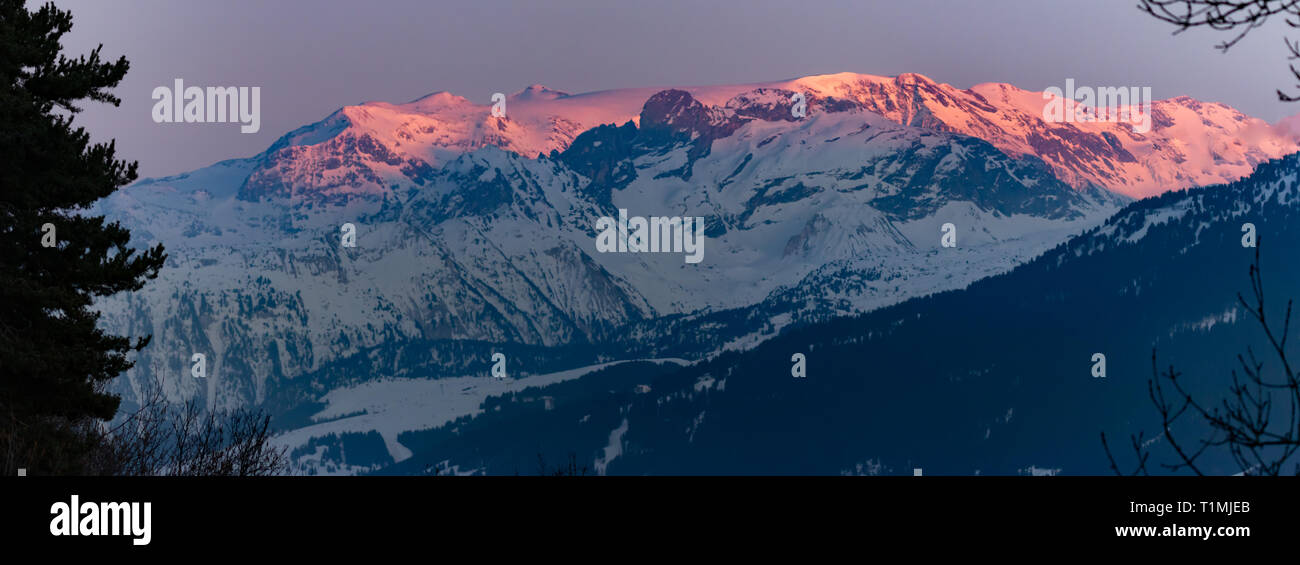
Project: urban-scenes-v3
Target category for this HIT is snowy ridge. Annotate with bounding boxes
[219,72,1300,204]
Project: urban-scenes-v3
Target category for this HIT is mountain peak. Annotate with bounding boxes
[639,89,709,130]
[401,91,473,111]
[893,71,937,84]
[637,88,755,144]
[514,84,569,100]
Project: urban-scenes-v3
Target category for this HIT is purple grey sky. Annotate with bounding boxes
[51,0,1300,177]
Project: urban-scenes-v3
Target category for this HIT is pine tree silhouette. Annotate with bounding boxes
[0,0,167,475]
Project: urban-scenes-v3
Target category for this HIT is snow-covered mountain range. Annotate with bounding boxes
[240,72,1300,203]
[88,72,1300,471]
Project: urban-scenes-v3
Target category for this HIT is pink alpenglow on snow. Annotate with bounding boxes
[239,72,1300,202]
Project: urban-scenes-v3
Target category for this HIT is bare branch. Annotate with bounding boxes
[1139,1,1300,100]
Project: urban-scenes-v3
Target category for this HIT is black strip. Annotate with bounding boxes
[4,476,1293,554]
